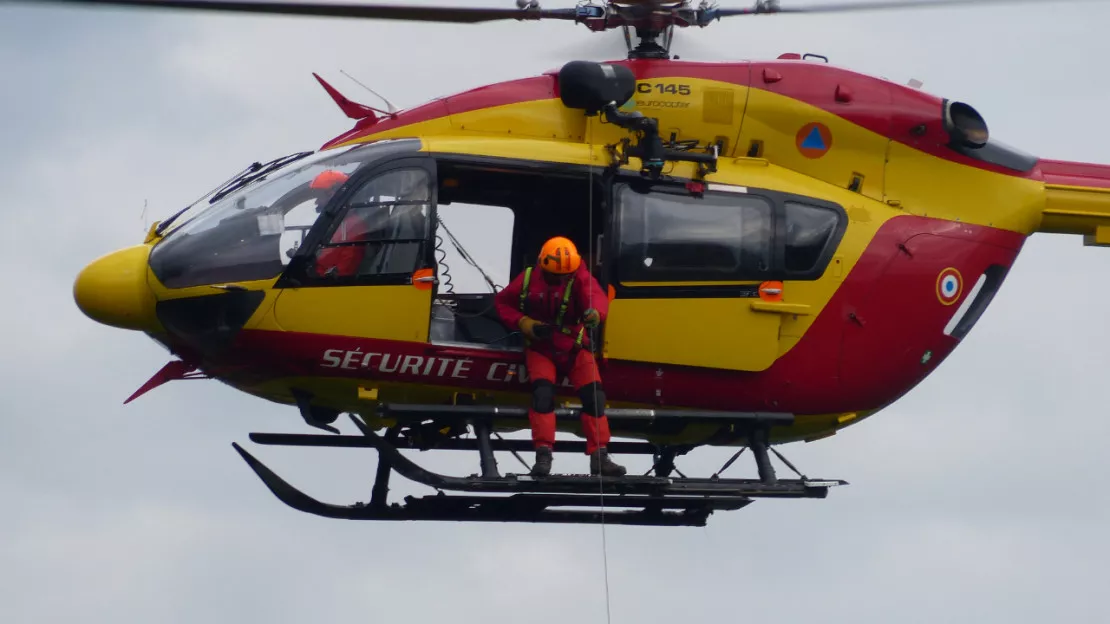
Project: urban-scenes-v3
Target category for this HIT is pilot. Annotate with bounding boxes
[493,236,627,478]
[309,169,369,278]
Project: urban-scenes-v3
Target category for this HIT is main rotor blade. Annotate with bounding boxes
[716,0,1104,17]
[2,0,581,23]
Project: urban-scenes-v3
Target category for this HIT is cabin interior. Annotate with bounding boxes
[427,158,607,352]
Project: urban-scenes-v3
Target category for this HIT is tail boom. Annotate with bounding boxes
[1037,159,1110,245]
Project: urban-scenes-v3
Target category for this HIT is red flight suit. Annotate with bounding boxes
[494,262,611,455]
[314,211,371,277]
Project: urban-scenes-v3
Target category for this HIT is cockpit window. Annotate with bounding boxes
[311,168,433,280]
[148,142,409,289]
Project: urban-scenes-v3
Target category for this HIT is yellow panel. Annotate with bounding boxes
[450,100,588,141]
[605,297,783,372]
[751,301,812,315]
[1042,183,1110,238]
[273,285,432,342]
[883,141,1045,234]
[422,136,599,167]
[702,88,736,126]
[737,88,889,202]
[588,79,751,156]
[327,75,1047,238]
[144,269,283,332]
[596,155,898,371]
[331,117,453,147]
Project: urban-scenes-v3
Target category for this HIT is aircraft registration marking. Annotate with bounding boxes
[320,348,576,388]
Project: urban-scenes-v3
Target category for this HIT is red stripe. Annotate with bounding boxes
[180,215,1026,423]
[322,59,1045,178]
[1039,158,1110,189]
[321,76,555,150]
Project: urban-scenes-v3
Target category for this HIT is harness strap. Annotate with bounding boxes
[519,266,532,313]
[518,268,584,348]
[555,276,575,326]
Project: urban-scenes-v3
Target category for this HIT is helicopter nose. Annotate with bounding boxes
[73,244,160,332]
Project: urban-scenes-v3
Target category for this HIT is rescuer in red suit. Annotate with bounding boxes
[494,236,627,478]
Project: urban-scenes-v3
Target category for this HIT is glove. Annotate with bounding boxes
[582,308,601,328]
[518,317,553,340]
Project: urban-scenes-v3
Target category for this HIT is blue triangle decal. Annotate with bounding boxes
[801,126,826,150]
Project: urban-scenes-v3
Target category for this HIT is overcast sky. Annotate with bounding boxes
[2,1,1110,622]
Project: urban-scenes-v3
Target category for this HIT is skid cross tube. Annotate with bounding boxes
[230,410,847,527]
[233,443,743,526]
[248,432,678,455]
[378,403,793,427]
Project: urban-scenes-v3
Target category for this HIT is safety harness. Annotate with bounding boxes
[519,266,585,348]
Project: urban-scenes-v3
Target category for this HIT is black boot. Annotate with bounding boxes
[590,447,626,477]
[532,446,553,477]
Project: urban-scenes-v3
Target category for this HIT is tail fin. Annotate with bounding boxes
[1038,159,1110,246]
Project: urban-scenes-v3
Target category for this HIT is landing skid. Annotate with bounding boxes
[232,406,847,527]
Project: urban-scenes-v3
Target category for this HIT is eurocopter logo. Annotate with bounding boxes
[625,82,693,111]
[320,348,575,387]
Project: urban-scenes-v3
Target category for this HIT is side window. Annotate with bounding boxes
[616,185,773,282]
[313,168,433,279]
[783,201,840,274]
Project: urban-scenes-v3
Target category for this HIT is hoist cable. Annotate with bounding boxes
[587,118,613,624]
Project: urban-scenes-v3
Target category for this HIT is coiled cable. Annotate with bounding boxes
[434,227,455,295]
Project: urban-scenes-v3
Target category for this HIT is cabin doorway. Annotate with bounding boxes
[427,157,607,352]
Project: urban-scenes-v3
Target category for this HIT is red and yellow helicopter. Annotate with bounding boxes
[25,0,1110,526]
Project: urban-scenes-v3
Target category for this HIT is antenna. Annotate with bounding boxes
[340,69,399,114]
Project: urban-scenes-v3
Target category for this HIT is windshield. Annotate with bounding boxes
[148,139,419,289]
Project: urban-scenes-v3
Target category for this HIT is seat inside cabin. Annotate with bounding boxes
[428,160,606,351]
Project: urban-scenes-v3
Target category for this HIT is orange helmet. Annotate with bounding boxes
[537,236,581,275]
[310,169,349,190]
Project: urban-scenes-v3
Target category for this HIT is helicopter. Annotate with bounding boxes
[20,0,1110,527]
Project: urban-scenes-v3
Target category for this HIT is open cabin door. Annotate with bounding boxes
[272,157,438,343]
[419,156,605,356]
[602,181,844,373]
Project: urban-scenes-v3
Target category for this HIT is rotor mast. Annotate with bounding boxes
[626,24,674,59]
[580,0,722,61]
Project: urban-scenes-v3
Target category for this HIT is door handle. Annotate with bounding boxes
[411,268,437,290]
[750,301,812,316]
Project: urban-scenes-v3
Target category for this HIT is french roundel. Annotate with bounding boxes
[936,268,963,306]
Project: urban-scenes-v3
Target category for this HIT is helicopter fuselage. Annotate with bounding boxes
[74,56,1110,447]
